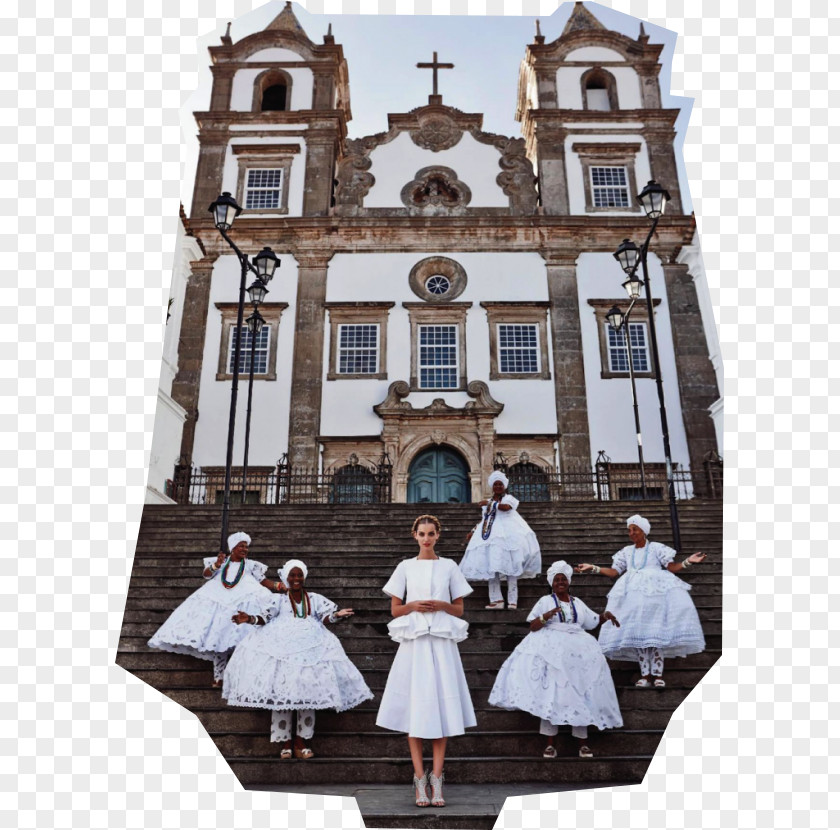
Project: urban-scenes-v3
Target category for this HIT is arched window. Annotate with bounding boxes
[330,463,378,504]
[507,461,551,502]
[252,69,294,113]
[581,68,618,111]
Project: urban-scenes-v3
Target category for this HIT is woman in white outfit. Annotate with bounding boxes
[376,515,476,808]
[576,514,706,687]
[459,471,541,610]
[222,559,373,759]
[147,532,283,686]
[489,561,622,758]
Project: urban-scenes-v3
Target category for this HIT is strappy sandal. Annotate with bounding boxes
[280,747,292,760]
[294,746,314,760]
[413,771,430,807]
[653,678,666,687]
[635,678,651,687]
[543,745,557,759]
[429,771,445,807]
[485,601,505,610]
[578,745,593,759]
[507,604,518,610]
[211,679,223,689]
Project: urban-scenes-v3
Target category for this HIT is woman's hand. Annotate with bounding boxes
[335,608,354,618]
[601,611,620,627]
[418,600,449,612]
[230,611,251,625]
[686,552,706,565]
[498,503,512,511]
[214,551,226,568]
[575,563,594,573]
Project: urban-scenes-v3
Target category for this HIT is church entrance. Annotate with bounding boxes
[406,446,470,504]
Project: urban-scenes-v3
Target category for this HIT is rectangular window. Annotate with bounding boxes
[591,166,630,208]
[229,324,270,374]
[498,324,540,374]
[418,325,458,389]
[337,324,379,375]
[244,168,284,210]
[607,321,649,373]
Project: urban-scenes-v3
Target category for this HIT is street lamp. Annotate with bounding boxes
[208,191,280,551]
[241,306,267,502]
[612,180,681,550]
[606,303,647,500]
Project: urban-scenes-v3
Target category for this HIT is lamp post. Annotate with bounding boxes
[606,302,647,500]
[613,180,681,551]
[241,303,267,502]
[208,191,279,551]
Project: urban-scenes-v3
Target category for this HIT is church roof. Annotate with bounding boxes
[561,2,607,36]
[265,1,314,45]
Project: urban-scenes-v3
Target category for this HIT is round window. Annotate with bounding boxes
[425,275,451,295]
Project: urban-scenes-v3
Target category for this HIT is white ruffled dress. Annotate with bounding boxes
[147,557,273,662]
[376,557,477,739]
[488,595,623,730]
[459,494,541,581]
[598,542,706,661]
[222,591,373,712]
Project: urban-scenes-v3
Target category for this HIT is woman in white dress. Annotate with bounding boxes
[147,532,284,686]
[376,515,476,808]
[489,561,622,758]
[222,559,373,760]
[576,514,707,687]
[459,471,541,610]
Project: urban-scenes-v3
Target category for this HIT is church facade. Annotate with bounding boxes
[162,2,720,505]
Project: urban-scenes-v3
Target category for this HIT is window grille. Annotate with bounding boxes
[591,166,630,208]
[244,168,284,210]
[229,324,270,374]
[418,325,458,389]
[607,321,649,373]
[337,324,379,374]
[498,324,540,373]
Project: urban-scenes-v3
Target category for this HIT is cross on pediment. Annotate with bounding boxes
[417,51,454,97]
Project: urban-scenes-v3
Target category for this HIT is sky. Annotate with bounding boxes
[180,0,692,210]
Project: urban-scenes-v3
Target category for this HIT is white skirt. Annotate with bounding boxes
[489,625,623,730]
[376,634,477,739]
[598,569,706,661]
[459,512,541,580]
[147,588,271,661]
[222,616,373,712]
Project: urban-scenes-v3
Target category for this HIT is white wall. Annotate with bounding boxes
[363,132,510,208]
[564,47,625,62]
[220,132,308,218]
[321,251,555,436]
[556,65,642,110]
[576,251,692,469]
[229,47,314,111]
[191,253,299,469]
[565,132,649,216]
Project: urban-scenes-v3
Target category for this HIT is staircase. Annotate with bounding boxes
[118,501,722,828]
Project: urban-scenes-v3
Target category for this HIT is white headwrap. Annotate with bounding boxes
[227,531,251,552]
[626,514,651,536]
[488,470,509,489]
[280,559,308,585]
[546,560,573,586]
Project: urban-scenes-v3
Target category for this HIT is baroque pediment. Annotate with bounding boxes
[374,380,504,418]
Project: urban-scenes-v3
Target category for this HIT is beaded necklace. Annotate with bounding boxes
[551,593,578,623]
[220,557,246,589]
[630,542,650,571]
[290,591,311,619]
[481,499,499,540]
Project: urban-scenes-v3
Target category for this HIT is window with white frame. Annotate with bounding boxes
[590,166,631,208]
[337,324,379,375]
[418,325,458,389]
[244,168,285,210]
[228,324,270,374]
[606,321,649,373]
[498,324,540,374]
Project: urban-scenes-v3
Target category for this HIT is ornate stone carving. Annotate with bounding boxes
[334,144,375,210]
[373,380,412,415]
[400,166,472,216]
[430,429,446,445]
[409,114,463,152]
[495,138,538,215]
[464,381,505,415]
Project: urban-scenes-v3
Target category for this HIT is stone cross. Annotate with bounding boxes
[416,51,454,97]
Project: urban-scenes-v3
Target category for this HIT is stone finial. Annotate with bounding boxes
[638,22,649,43]
[324,22,334,44]
[221,21,232,45]
[534,19,545,44]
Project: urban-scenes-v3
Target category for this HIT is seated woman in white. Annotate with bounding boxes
[147,531,284,686]
[489,560,623,758]
[459,471,541,609]
[376,515,476,808]
[223,558,372,760]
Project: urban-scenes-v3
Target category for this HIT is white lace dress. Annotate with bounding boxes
[147,558,273,662]
[488,595,623,730]
[376,557,477,739]
[598,542,706,661]
[459,494,541,580]
[221,592,373,712]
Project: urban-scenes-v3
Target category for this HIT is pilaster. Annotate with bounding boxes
[303,126,339,216]
[644,127,683,214]
[189,130,229,220]
[534,124,569,216]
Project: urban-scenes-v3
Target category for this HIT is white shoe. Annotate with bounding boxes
[485,601,505,610]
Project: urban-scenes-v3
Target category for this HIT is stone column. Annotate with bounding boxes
[286,253,332,469]
[311,69,336,110]
[189,129,229,219]
[543,254,591,470]
[209,65,236,111]
[637,66,662,108]
[533,125,569,216]
[535,68,558,109]
[644,127,683,214]
[171,257,217,464]
[660,259,720,474]
[303,124,339,217]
